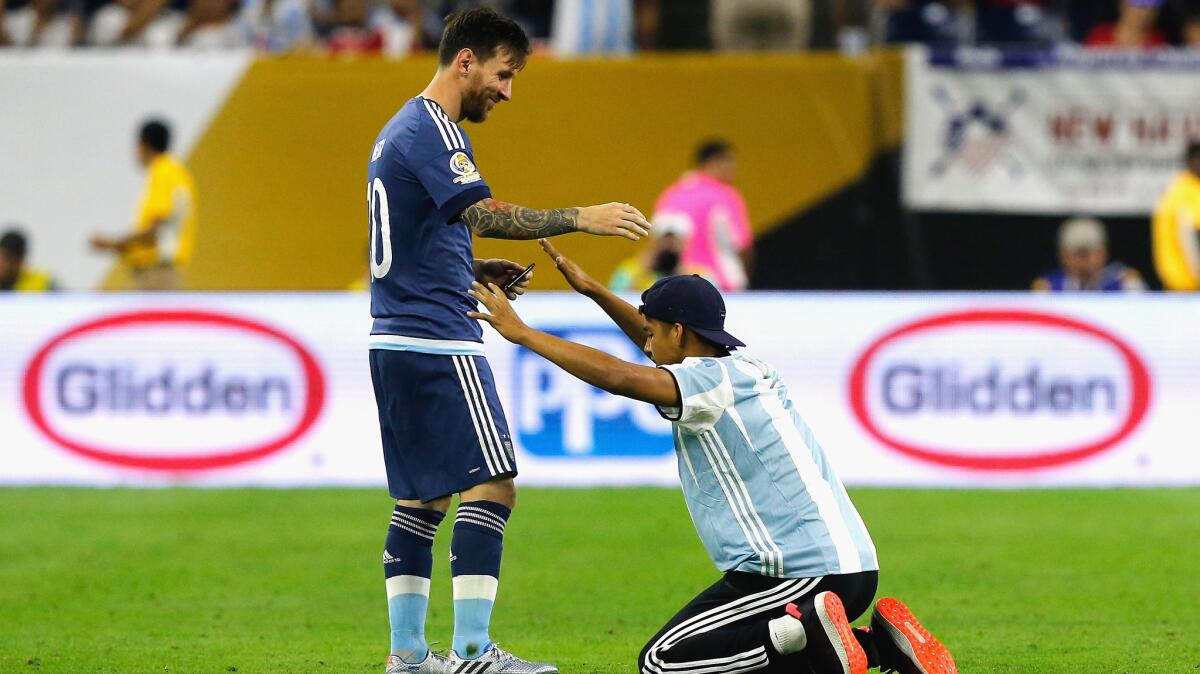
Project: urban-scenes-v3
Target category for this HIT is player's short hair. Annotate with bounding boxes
[0,228,28,260]
[438,8,531,70]
[139,120,171,154]
[695,139,733,166]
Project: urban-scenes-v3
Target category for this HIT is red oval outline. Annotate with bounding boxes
[22,309,326,472]
[848,309,1151,471]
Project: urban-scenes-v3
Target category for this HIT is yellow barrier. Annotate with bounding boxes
[179,51,903,290]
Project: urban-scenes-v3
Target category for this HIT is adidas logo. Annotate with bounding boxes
[383,550,400,564]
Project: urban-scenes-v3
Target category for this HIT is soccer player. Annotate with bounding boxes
[465,239,957,674]
[366,8,652,674]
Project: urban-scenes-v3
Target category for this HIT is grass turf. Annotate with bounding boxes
[0,488,1197,673]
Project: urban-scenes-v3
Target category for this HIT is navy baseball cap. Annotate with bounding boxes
[639,275,745,348]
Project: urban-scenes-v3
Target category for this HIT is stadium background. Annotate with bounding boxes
[4,2,1200,672]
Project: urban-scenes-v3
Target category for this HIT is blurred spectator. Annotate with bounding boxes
[507,0,552,39]
[883,0,1063,46]
[634,0,710,50]
[1183,9,1200,45]
[324,0,383,54]
[711,0,811,51]
[652,139,754,291]
[1085,0,1167,48]
[609,226,686,292]
[551,0,633,55]
[90,120,197,291]
[2,0,74,47]
[1032,217,1145,292]
[89,0,188,47]
[1152,141,1200,291]
[0,228,58,292]
[368,0,435,57]
[176,0,244,47]
[239,0,313,51]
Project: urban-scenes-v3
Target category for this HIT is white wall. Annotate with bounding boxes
[0,53,249,289]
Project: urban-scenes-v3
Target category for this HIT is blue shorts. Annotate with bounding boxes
[369,349,517,502]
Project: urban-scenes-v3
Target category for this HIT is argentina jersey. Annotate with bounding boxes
[368,96,493,352]
[657,354,878,579]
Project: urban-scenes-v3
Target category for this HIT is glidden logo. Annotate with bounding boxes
[849,309,1150,471]
[22,310,325,471]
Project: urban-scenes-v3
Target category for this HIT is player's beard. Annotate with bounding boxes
[462,88,493,123]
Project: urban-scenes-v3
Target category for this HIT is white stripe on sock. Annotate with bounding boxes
[457,506,508,530]
[452,575,499,602]
[386,575,431,599]
[390,519,435,541]
[391,511,439,536]
[455,513,507,537]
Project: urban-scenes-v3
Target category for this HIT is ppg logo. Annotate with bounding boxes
[514,328,672,457]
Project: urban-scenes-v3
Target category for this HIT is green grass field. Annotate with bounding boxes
[1,488,1197,673]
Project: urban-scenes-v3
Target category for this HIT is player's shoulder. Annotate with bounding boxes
[384,96,472,159]
[377,98,424,155]
[728,353,777,382]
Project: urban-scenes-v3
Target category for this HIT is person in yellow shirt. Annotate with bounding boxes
[90,120,197,291]
[1152,141,1200,291]
[0,229,58,292]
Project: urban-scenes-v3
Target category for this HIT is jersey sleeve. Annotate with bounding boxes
[407,117,492,223]
[656,358,729,433]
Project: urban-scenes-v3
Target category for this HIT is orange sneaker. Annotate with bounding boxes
[870,598,957,674]
[800,591,868,674]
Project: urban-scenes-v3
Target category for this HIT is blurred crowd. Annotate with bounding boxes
[3,0,1200,54]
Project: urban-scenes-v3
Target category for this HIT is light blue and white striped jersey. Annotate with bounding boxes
[657,354,878,578]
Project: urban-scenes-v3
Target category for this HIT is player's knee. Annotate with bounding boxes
[461,476,516,509]
[396,496,451,514]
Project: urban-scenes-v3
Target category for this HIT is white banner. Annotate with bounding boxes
[903,46,1200,214]
[2,292,1199,488]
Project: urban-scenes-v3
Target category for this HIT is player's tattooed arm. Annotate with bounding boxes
[463,198,652,241]
[462,199,578,240]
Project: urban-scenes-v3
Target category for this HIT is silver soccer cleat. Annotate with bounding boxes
[448,644,558,674]
[386,651,455,674]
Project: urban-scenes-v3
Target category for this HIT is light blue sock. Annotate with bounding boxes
[452,596,497,659]
[450,501,510,659]
[385,504,445,663]
[388,589,432,662]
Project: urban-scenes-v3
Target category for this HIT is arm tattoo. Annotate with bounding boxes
[461,198,579,240]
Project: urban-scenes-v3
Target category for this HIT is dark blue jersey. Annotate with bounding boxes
[367,96,492,351]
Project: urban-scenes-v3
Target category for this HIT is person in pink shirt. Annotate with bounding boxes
[652,139,755,291]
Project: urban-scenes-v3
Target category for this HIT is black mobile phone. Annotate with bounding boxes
[502,263,535,293]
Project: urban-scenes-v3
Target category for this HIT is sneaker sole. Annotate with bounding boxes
[814,591,868,674]
[873,598,957,674]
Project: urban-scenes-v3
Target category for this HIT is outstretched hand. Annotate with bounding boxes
[467,281,529,343]
[539,239,601,297]
[576,202,652,241]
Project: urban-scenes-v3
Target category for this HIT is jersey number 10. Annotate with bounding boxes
[368,178,391,279]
